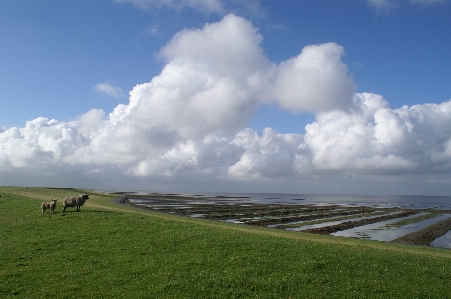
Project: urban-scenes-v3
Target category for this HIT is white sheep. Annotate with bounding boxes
[41,199,58,214]
[63,194,89,212]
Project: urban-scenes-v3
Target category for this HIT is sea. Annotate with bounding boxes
[110,191,451,210]
[221,193,451,210]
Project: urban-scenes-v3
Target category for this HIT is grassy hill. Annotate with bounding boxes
[1,186,450,298]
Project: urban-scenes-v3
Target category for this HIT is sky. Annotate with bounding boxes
[1,0,451,195]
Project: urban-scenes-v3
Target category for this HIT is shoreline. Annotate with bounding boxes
[110,193,451,249]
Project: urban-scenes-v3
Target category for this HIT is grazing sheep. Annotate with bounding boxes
[63,194,89,212]
[41,199,58,214]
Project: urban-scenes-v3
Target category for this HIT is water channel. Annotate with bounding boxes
[332,214,451,244]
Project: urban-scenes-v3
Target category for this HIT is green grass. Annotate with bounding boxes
[1,186,451,298]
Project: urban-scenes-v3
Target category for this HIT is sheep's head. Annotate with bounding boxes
[83,194,89,200]
[52,199,58,202]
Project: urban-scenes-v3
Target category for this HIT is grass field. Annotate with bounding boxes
[1,186,450,298]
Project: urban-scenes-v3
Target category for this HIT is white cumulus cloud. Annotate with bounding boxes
[303,93,451,174]
[270,43,355,112]
[1,14,451,193]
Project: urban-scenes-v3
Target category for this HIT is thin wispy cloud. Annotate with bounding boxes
[94,83,125,99]
[145,24,160,36]
[366,0,450,11]
[115,0,224,13]
[411,0,449,4]
[367,0,396,11]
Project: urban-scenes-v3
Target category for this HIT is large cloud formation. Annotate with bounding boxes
[1,14,451,192]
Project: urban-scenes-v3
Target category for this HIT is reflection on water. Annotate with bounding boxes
[119,192,451,249]
[222,219,245,224]
[126,192,451,210]
[269,214,347,228]
[189,214,206,218]
[286,212,400,232]
[430,230,451,249]
[333,214,451,243]
[222,193,451,210]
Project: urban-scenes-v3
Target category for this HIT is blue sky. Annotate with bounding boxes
[1,0,451,195]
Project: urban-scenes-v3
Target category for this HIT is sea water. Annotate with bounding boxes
[431,230,451,248]
[332,213,451,241]
[107,189,451,210]
[124,192,451,214]
[199,193,451,210]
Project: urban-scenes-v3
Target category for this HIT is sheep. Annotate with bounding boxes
[41,199,58,214]
[62,194,89,212]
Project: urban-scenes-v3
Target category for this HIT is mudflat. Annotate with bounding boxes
[112,193,451,249]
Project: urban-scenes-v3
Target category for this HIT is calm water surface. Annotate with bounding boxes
[108,189,451,210]
[431,230,451,248]
[332,213,451,241]
[200,193,451,210]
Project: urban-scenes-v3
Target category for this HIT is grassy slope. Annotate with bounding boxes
[1,186,450,299]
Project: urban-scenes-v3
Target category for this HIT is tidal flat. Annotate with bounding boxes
[114,192,451,249]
